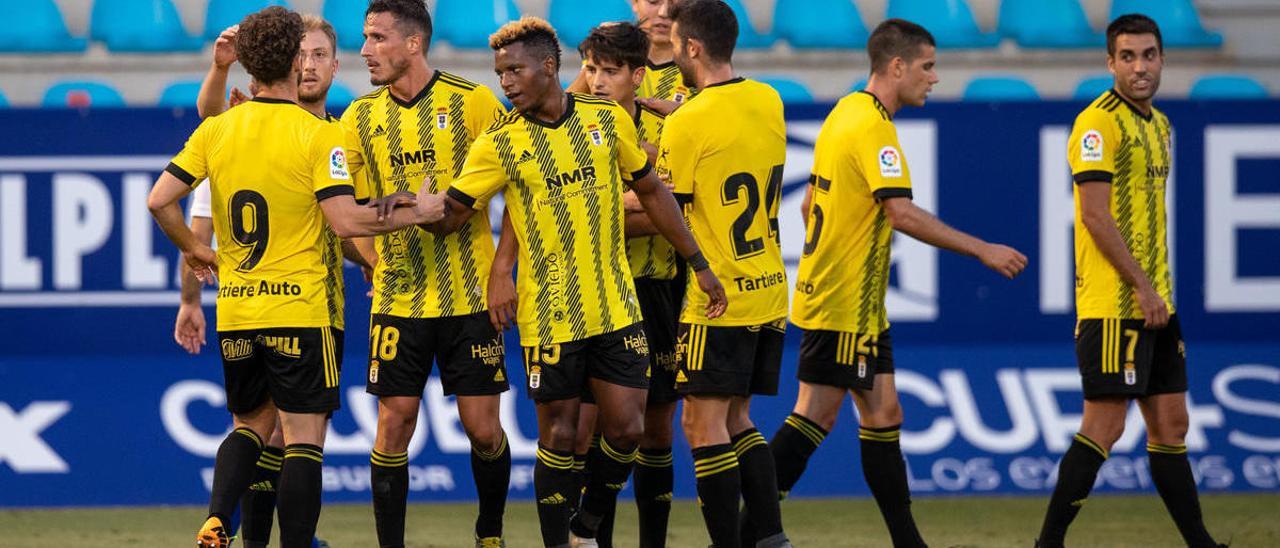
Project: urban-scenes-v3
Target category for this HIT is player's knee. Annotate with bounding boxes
[1081,417,1126,448]
[602,414,644,449]
[463,419,505,454]
[802,407,839,432]
[1148,414,1189,445]
[642,416,675,447]
[542,416,578,451]
[377,406,419,446]
[860,401,903,429]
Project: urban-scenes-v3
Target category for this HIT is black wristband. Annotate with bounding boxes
[686,251,710,272]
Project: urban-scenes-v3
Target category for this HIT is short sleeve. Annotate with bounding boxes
[189,180,212,219]
[1068,108,1116,184]
[657,110,698,202]
[448,132,507,210]
[611,104,651,183]
[859,120,913,201]
[309,122,356,201]
[167,120,214,186]
[466,85,508,140]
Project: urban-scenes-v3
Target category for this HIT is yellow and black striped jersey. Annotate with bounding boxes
[341,71,507,319]
[626,103,677,280]
[791,91,911,334]
[1069,90,1175,320]
[639,61,691,104]
[167,97,353,331]
[449,93,652,346]
[659,78,788,326]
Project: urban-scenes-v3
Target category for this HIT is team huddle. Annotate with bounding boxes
[145,0,1224,547]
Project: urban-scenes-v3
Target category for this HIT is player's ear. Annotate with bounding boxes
[631,65,646,88]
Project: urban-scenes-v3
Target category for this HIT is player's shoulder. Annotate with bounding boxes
[637,102,666,122]
[572,92,622,112]
[347,86,391,110]
[1075,91,1123,125]
[435,70,481,92]
[484,108,525,135]
[834,91,892,127]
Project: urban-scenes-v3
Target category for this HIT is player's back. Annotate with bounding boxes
[661,78,788,326]
[179,98,349,331]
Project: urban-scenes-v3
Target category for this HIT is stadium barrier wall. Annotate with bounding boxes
[0,101,1277,506]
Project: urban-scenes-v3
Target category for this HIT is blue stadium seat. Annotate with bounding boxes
[327,81,358,109]
[850,77,868,92]
[999,0,1101,49]
[758,77,813,103]
[548,0,633,49]
[1109,0,1222,48]
[324,0,369,51]
[0,88,8,108]
[0,0,87,53]
[43,81,126,108]
[1189,75,1269,100]
[435,0,522,49]
[963,76,1039,101]
[887,0,999,49]
[723,0,775,50]
[1074,74,1114,100]
[91,0,203,53]
[774,0,866,50]
[157,80,205,107]
[205,0,290,40]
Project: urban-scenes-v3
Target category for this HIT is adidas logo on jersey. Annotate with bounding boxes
[370,124,386,137]
[517,150,535,164]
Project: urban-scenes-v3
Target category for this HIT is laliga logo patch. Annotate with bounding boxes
[436,107,449,130]
[1081,130,1104,162]
[878,146,903,178]
[329,147,350,180]
[587,123,603,146]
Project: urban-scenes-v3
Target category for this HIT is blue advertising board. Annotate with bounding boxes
[1,101,1277,506]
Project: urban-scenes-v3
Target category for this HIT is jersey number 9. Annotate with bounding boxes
[229,190,270,272]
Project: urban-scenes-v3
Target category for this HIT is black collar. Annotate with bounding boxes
[702,76,744,89]
[1107,89,1154,121]
[250,96,296,105]
[390,70,440,109]
[647,60,676,70]
[856,90,892,120]
[523,93,576,130]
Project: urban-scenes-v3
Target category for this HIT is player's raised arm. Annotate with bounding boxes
[197,25,239,118]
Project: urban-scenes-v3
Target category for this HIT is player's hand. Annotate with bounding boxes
[1136,284,1170,329]
[977,243,1028,279]
[373,191,417,221]
[228,87,250,108]
[213,25,239,70]
[487,270,518,331]
[174,303,207,355]
[622,190,644,213]
[184,245,218,285]
[694,268,727,319]
[637,97,681,116]
[413,181,447,224]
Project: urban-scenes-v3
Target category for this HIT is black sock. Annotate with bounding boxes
[209,427,264,525]
[860,425,926,548]
[472,432,511,539]
[277,444,324,548]
[371,449,409,548]
[535,445,576,547]
[570,452,588,509]
[239,445,283,545]
[634,447,674,548]
[734,428,785,541]
[573,437,636,539]
[693,444,740,548]
[1037,433,1108,548]
[1149,443,1218,547]
[771,413,829,497]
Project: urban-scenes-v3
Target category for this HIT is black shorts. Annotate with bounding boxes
[219,326,343,414]
[638,277,681,404]
[676,318,786,397]
[365,312,509,398]
[1076,315,1188,400]
[797,329,894,391]
[524,322,650,403]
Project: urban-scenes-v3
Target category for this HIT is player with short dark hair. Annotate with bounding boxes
[759,17,1027,548]
[339,1,514,546]
[147,6,444,547]
[659,2,791,547]
[424,16,726,548]
[1036,14,1224,548]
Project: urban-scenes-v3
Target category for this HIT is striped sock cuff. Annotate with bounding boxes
[256,446,284,471]
[858,424,901,443]
[1147,442,1188,455]
[370,449,409,467]
[233,427,264,449]
[731,428,768,456]
[636,447,674,468]
[590,433,602,449]
[573,454,587,472]
[600,437,638,465]
[536,445,575,470]
[692,445,738,479]
[784,413,829,447]
[284,444,323,464]
[1075,433,1110,459]
[473,432,509,462]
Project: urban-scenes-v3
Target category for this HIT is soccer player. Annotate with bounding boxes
[657,2,790,546]
[338,2,513,546]
[177,14,358,548]
[424,16,726,548]
[762,19,1027,548]
[146,7,444,547]
[1036,14,1224,548]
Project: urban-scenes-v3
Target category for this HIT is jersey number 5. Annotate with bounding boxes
[229,190,269,272]
[722,164,783,260]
